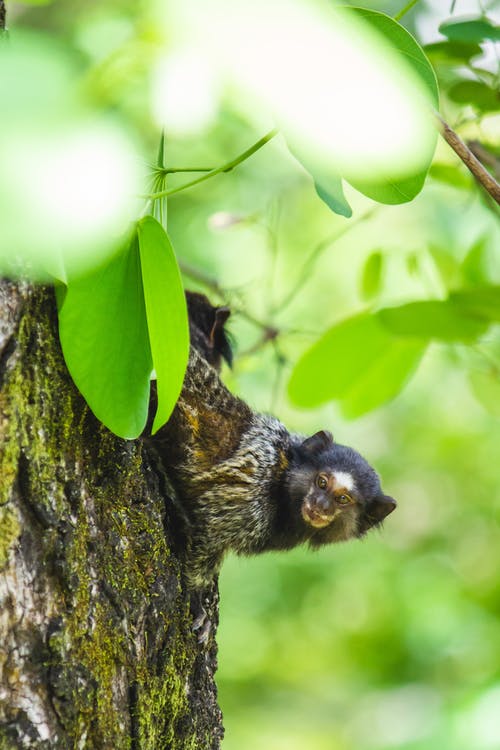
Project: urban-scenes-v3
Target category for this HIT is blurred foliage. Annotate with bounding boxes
[4,0,500,747]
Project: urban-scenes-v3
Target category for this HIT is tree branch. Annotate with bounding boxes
[0,0,6,31]
[435,113,500,206]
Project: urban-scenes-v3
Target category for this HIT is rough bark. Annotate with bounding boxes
[0,281,223,749]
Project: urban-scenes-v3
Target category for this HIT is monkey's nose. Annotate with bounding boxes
[315,495,333,513]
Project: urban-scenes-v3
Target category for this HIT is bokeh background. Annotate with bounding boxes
[5,0,500,747]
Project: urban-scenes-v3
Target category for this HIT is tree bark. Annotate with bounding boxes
[0,281,223,749]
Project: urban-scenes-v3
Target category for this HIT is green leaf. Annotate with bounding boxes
[427,245,463,290]
[428,163,473,190]
[448,80,500,112]
[347,172,428,206]
[360,252,384,301]
[137,216,189,434]
[314,180,352,219]
[356,9,439,107]
[340,339,426,419]
[439,16,500,43]
[469,369,500,418]
[288,312,426,415]
[288,141,352,218]
[450,286,500,322]
[461,236,491,286]
[57,233,153,439]
[344,8,439,205]
[423,40,483,64]
[377,300,489,341]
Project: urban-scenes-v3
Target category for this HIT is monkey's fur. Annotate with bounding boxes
[150,293,396,603]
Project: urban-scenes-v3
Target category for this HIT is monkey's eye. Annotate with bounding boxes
[316,474,328,490]
[337,494,352,505]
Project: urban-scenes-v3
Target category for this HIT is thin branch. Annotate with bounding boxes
[435,113,500,206]
[179,260,280,337]
[0,0,6,30]
[178,260,224,297]
[275,206,377,314]
[145,129,279,200]
[394,0,422,21]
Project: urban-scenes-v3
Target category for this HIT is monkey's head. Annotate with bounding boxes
[287,430,396,547]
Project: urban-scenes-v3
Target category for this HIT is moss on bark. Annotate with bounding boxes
[0,283,223,749]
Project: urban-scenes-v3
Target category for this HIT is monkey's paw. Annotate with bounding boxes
[190,591,212,645]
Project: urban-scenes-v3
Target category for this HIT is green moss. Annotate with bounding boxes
[0,504,20,569]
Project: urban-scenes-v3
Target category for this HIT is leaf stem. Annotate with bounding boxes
[394,0,421,21]
[434,112,500,206]
[146,129,279,200]
[157,167,214,175]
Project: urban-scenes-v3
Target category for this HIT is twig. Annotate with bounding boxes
[0,1,5,31]
[435,113,500,206]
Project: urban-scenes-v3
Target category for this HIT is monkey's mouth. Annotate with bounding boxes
[301,502,335,529]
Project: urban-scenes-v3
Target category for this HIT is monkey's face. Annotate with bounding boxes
[288,430,396,547]
[301,469,358,532]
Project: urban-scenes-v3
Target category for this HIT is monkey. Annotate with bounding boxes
[148,292,396,640]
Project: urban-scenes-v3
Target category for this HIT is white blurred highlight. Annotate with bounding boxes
[0,34,143,282]
[208,211,245,231]
[0,123,141,281]
[161,0,436,181]
[151,48,220,135]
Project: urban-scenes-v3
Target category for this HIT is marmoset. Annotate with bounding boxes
[149,293,396,633]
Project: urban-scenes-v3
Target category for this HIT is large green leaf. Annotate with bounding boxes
[57,233,153,439]
[288,312,426,415]
[377,300,489,342]
[137,216,189,434]
[284,9,438,212]
[342,8,439,205]
[356,8,439,105]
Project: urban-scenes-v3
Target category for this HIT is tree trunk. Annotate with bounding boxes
[0,281,223,749]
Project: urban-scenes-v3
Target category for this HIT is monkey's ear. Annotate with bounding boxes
[370,495,397,522]
[210,307,233,367]
[301,430,334,455]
